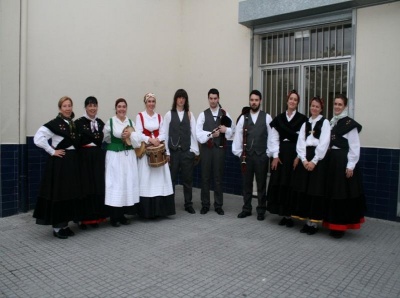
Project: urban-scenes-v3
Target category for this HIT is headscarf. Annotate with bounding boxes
[144,92,156,103]
[330,109,348,128]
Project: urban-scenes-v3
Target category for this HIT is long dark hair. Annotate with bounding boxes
[172,89,189,112]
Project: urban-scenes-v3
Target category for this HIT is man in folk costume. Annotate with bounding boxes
[163,89,200,214]
[232,90,273,221]
[196,88,235,215]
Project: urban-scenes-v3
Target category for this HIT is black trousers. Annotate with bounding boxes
[241,153,269,215]
[200,145,225,209]
[169,149,195,208]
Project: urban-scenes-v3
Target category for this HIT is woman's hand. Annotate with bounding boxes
[293,157,299,170]
[53,149,65,158]
[271,157,281,170]
[346,168,353,178]
[149,138,160,147]
[306,162,316,171]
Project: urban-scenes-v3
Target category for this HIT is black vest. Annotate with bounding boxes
[202,108,225,147]
[244,111,268,156]
[330,116,362,149]
[75,117,105,147]
[44,117,78,149]
[168,110,191,151]
[305,117,325,140]
[270,112,307,143]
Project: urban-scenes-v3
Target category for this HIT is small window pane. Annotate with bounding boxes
[323,27,329,58]
[317,28,323,59]
[330,27,336,57]
[267,37,273,64]
[343,24,352,56]
[337,26,343,56]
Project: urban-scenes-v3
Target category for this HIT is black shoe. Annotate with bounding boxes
[63,227,75,236]
[110,220,121,227]
[215,208,224,215]
[53,229,68,239]
[185,207,196,214]
[200,207,209,214]
[278,217,288,226]
[307,226,318,235]
[257,214,265,221]
[329,230,345,238]
[285,218,294,228]
[78,223,87,230]
[300,224,310,233]
[237,211,252,218]
[120,216,130,225]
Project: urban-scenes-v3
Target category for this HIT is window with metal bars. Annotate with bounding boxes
[260,22,352,119]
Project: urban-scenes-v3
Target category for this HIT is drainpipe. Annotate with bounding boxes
[249,27,254,92]
[19,0,28,212]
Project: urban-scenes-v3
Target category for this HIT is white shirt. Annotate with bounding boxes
[268,110,302,158]
[232,110,272,157]
[135,111,166,144]
[163,110,200,156]
[34,119,75,155]
[331,127,360,170]
[103,116,141,148]
[296,115,330,165]
[196,107,235,144]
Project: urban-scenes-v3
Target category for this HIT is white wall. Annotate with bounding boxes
[0,0,249,140]
[0,0,21,144]
[355,2,400,149]
[25,0,184,137]
[180,0,251,118]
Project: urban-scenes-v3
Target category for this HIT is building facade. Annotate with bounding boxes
[1,0,399,221]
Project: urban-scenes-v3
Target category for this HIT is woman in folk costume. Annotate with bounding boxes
[135,92,175,219]
[33,96,83,239]
[74,96,107,229]
[291,96,330,235]
[323,94,365,238]
[266,90,307,227]
[103,98,141,227]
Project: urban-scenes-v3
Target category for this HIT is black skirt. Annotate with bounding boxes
[33,150,84,226]
[266,141,297,216]
[137,195,176,219]
[290,146,327,221]
[323,149,366,231]
[78,147,108,222]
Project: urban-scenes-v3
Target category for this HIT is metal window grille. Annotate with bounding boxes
[260,22,352,119]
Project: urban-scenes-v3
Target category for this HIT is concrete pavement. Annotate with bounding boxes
[1,186,400,298]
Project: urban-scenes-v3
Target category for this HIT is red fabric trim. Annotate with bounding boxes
[322,217,365,231]
[81,218,107,225]
[139,112,160,138]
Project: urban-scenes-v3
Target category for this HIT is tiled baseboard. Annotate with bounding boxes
[1,139,399,221]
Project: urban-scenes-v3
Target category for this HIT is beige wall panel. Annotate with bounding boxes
[0,0,20,143]
[180,0,251,119]
[355,2,400,149]
[26,0,182,135]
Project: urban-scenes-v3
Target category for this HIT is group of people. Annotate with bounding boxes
[33,88,365,240]
[231,90,365,239]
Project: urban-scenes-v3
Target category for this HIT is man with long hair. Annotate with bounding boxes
[163,89,199,214]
